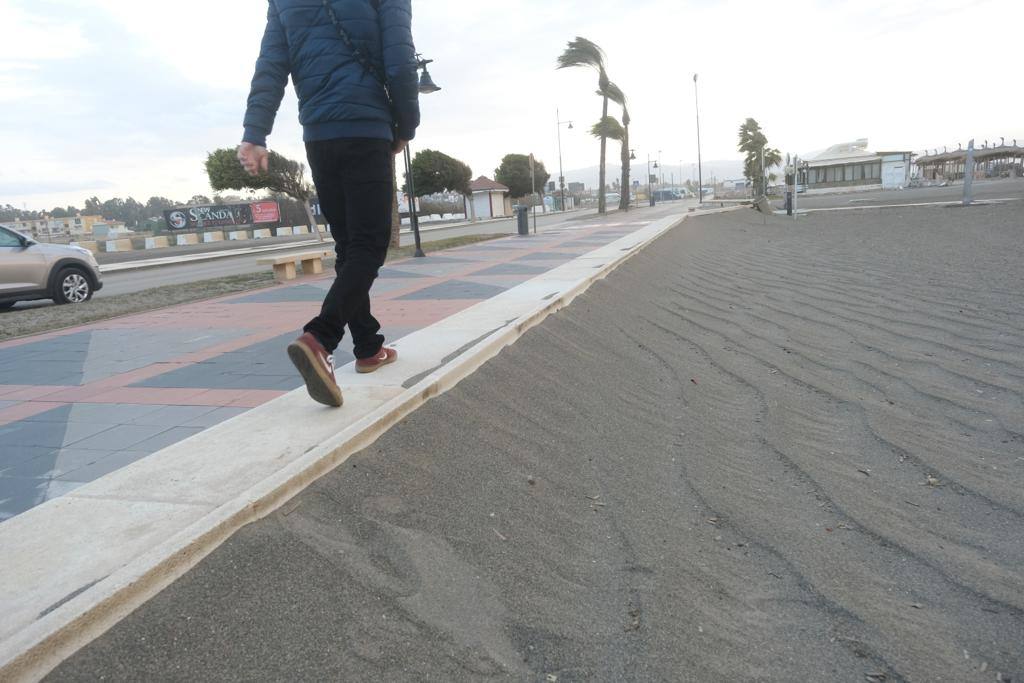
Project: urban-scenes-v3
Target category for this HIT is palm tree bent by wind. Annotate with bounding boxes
[557,37,611,214]
[602,80,631,211]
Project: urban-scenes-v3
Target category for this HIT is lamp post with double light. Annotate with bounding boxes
[646,153,659,207]
[404,55,441,257]
[556,110,573,212]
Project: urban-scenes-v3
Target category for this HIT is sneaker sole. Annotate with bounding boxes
[287,342,343,407]
[355,353,398,374]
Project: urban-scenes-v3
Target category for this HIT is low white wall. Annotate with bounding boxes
[103,239,133,253]
[803,183,883,196]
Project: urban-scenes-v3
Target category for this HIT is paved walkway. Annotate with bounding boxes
[0,208,670,522]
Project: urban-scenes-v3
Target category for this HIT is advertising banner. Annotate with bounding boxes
[250,201,280,224]
[163,201,281,231]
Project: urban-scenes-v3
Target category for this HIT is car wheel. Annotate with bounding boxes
[0,301,15,310]
[53,267,94,305]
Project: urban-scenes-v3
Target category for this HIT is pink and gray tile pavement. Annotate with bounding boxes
[0,213,662,521]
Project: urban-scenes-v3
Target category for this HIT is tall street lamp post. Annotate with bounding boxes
[529,153,538,233]
[404,55,441,257]
[630,149,638,207]
[646,154,659,207]
[556,109,573,212]
[647,155,652,206]
[760,147,766,198]
[693,73,703,205]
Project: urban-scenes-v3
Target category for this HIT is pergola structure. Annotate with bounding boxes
[916,138,1023,181]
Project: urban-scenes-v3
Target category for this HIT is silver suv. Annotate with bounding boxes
[0,226,104,308]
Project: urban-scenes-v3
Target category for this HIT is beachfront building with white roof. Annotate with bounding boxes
[803,139,912,193]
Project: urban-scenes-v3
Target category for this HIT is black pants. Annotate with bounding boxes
[303,137,393,358]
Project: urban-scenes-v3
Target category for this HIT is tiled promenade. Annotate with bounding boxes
[0,213,659,521]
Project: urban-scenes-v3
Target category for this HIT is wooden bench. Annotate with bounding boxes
[258,250,333,282]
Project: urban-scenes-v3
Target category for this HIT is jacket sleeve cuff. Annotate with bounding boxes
[396,125,416,142]
[242,126,268,147]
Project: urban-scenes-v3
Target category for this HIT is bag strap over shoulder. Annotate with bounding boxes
[321,0,390,98]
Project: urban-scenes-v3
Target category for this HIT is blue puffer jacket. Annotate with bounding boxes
[243,0,420,147]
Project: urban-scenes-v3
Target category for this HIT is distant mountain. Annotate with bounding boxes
[561,159,745,189]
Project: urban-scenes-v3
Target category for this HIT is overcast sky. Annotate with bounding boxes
[2,0,1022,210]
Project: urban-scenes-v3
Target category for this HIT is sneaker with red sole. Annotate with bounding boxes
[355,346,398,374]
[287,332,343,407]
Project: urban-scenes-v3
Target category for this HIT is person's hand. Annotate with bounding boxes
[392,139,408,156]
[237,142,269,176]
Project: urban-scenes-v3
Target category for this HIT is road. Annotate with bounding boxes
[49,201,1023,680]
[93,209,603,297]
[91,213,583,267]
[93,232,323,265]
[6,209,608,309]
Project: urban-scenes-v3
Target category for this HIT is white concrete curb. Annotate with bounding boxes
[0,211,691,681]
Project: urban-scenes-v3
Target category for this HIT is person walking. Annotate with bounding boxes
[237,0,420,407]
